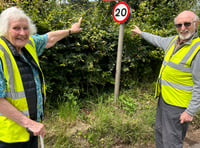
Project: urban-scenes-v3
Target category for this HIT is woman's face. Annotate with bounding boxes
[6,18,29,51]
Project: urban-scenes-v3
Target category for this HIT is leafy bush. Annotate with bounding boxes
[1,0,198,105]
[43,83,156,147]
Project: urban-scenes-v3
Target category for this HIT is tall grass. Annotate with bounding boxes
[43,83,157,148]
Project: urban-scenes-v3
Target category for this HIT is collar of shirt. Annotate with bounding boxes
[1,36,20,57]
[177,31,198,45]
[174,31,199,53]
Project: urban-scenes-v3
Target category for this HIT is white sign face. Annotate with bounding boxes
[113,2,130,23]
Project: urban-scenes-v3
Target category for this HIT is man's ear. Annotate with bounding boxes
[195,20,199,29]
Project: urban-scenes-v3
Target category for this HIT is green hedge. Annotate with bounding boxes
[1,0,198,106]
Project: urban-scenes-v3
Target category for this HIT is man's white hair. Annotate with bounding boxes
[174,10,199,24]
[0,7,37,36]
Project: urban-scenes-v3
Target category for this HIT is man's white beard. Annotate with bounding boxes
[179,29,195,40]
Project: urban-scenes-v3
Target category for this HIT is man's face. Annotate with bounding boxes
[6,18,30,51]
[175,13,196,40]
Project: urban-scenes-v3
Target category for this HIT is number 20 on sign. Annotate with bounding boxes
[113,2,130,23]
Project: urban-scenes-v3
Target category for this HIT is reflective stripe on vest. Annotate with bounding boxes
[26,38,46,101]
[0,43,26,100]
[155,37,178,98]
[0,36,45,143]
[155,36,200,107]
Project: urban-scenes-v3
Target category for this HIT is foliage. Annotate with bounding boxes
[44,83,157,147]
[58,93,79,121]
[43,82,200,147]
[67,0,89,5]
[118,94,137,114]
[1,0,200,146]
[1,0,199,106]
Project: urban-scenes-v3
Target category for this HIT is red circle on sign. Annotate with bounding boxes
[113,2,130,23]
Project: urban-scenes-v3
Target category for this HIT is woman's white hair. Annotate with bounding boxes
[0,7,37,36]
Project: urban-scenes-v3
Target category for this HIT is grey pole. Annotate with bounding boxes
[40,135,44,148]
[114,23,125,102]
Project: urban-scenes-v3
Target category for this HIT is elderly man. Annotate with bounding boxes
[131,10,200,148]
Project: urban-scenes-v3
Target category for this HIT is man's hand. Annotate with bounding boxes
[131,25,142,36]
[180,111,193,124]
[71,17,83,34]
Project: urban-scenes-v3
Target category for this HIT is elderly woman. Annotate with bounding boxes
[0,7,82,148]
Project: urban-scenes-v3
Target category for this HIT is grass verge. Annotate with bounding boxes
[43,83,158,148]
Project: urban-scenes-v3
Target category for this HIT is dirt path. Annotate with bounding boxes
[120,125,200,148]
[183,125,200,148]
[143,125,200,148]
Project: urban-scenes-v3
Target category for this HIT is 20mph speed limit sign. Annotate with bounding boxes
[113,2,132,101]
[113,2,131,24]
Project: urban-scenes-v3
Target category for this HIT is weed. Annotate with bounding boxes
[58,93,79,121]
[44,83,158,147]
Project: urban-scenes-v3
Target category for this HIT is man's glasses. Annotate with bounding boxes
[175,21,196,28]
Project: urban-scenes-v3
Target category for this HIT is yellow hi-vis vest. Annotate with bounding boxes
[155,36,200,107]
[0,36,46,143]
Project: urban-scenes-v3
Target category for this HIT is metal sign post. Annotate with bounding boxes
[114,23,125,101]
[112,2,131,102]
